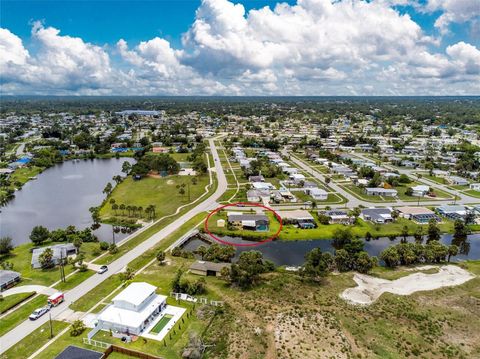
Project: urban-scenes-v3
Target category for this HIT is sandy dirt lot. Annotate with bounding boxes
[341,265,475,305]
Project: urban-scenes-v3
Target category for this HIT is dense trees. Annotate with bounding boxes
[380,241,458,268]
[224,251,274,289]
[131,153,179,177]
[197,244,236,263]
[38,248,54,269]
[0,237,13,255]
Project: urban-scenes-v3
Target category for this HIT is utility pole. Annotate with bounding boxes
[59,251,65,283]
[49,312,53,338]
[112,226,116,246]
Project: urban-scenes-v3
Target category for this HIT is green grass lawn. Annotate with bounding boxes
[465,189,480,198]
[1,320,69,359]
[8,166,44,187]
[150,314,173,334]
[0,292,35,314]
[99,174,210,222]
[0,294,48,336]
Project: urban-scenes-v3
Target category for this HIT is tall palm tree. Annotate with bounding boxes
[120,204,126,216]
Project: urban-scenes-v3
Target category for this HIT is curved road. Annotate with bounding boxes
[0,138,227,354]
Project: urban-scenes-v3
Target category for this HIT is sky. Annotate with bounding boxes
[0,0,479,96]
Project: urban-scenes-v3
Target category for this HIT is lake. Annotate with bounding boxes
[182,234,480,266]
[0,158,135,246]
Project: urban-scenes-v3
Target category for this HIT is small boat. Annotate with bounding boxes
[29,176,38,180]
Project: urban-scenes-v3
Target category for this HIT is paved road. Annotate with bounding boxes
[0,138,227,354]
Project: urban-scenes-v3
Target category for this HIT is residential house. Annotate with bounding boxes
[365,188,398,197]
[189,261,231,276]
[470,183,480,191]
[396,206,440,223]
[320,210,353,224]
[277,210,316,228]
[0,270,21,291]
[227,213,269,231]
[31,243,78,269]
[361,208,394,223]
[304,187,328,201]
[96,282,167,335]
[411,185,430,197]
[436,205,468,221]
[447,176,469,186]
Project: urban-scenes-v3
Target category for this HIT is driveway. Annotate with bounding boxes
[2,285,58,297]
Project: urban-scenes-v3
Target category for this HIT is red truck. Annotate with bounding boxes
[47,292,64,307]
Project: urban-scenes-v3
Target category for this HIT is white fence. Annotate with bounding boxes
[83,337,110,349]
[170,292,224,307]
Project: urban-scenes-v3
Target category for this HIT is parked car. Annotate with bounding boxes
[97,265,108,274]
[29,307,49,320]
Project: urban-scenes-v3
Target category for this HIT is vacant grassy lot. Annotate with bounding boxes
[99,174,210,222]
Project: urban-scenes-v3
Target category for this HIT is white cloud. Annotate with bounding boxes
[0,0,479,95]
[425,0,480,34]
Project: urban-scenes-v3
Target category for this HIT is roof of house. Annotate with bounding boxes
[99,293,167,328]
[189,261,231,272]
[227,214,269,222]
[55,346,103,359]
[0,270,20,287]
[277,210,314,221]
[112,282,156,307]
[397,206,434,215]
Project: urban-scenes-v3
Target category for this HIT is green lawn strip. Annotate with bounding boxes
[53,269,95,291]
[1,242,78,286]
[99,174,210,222]
[464,190,480,198]
[420,175,461,187]
[0,294,48,336]
[150,314,173,334]
[0,291,35,314]
[1,321,69,359]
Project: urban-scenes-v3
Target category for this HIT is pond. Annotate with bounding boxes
[0,158,135,246]
[181,234,480,266]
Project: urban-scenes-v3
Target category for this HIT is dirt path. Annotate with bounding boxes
[341,265,475,305]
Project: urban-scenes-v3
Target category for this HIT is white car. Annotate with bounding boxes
[97,265,108,274]
[29,307,49,320]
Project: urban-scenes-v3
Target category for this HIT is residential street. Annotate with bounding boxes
[0,138,227,354]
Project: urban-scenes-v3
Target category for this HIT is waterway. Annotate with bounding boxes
[0,158,135,246]
[182,234,480,266]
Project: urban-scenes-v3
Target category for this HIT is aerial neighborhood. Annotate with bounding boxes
[0,98,479,359]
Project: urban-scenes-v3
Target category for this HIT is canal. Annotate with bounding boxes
[182,234,480,266]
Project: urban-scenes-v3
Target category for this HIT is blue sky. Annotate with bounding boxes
[0,0,479,95]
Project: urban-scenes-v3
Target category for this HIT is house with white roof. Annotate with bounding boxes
[96,282,167,335]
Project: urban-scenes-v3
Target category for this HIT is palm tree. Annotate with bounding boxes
[109,198,116,206]
[126,205,132,217]
[112,203,118,216]
[120,204,126,216]
[137,206,143,218]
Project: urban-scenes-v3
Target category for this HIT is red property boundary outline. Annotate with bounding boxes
[204,202,283,247]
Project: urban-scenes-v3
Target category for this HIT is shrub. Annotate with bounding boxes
[70,320,86,336]
[99,241,109,251]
